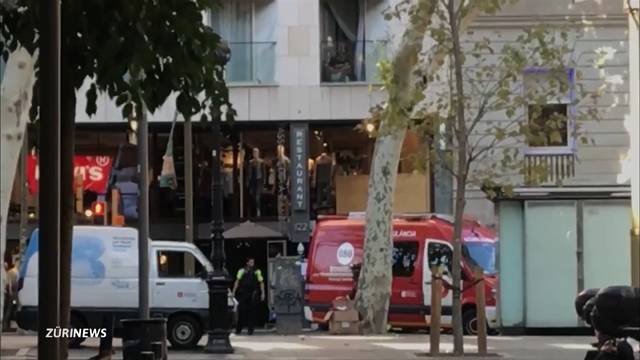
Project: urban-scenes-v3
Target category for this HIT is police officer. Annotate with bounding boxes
[232,257,265,335]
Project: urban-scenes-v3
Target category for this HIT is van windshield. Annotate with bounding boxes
[463,242,497,275]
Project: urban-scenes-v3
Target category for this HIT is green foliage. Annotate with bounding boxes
[0,0,233,120]
[364,0,441,140]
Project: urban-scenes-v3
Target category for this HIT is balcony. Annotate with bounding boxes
[321,40,388,84]
[225,41,276,84]
[524,153,576,185]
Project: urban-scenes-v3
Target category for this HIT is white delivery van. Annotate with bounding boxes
[18,226,234,349]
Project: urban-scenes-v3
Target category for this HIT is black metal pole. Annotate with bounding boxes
[38,0,61,357]
[204,114,234,353]
[210,117,224,269]
[59,59,76,360]
[138,102,150,319]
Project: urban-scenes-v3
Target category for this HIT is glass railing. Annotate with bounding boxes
[320,40,388,83]
[225,41,276,84]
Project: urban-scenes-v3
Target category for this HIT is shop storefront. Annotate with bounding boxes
[5,120,433,326]
[6,121,432,241]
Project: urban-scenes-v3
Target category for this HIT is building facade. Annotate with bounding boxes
[5,0,432,258]
[459,0,632,227]
[458,0,634,330]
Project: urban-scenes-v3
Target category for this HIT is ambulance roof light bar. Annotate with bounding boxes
[347,212,367,219]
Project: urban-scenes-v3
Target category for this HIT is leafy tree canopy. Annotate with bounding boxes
[1,0,233,120]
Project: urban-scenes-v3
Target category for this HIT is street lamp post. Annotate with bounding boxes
[38,0,61,358]
[204,114,234,354]
[205,42,234,354]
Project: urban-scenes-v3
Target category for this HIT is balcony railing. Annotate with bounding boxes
[524,153,576,184]
[225,41,276,84]
[321,40,388,83]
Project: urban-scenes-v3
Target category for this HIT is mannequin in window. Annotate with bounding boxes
[314,152,334,210]
[308,158,315,186]
[247,147,266,218]
[275,145,291,219]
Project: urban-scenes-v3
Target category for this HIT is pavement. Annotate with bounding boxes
[4,332,638,360]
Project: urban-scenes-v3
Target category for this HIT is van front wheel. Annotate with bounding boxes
[168,314,202,349]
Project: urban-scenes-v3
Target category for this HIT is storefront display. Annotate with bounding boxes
[15,122,426,226]
[314,152,334,212]
[247,147,267,218]
[275,144,291,222]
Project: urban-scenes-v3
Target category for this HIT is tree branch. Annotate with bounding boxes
[627,0,639,28]
[433,148,459,178]
[468,112,524,166]
[468,137,499,165]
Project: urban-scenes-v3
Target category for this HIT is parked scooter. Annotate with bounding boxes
[575,286,640,360]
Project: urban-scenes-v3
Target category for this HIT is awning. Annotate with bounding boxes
[222,221,286,240]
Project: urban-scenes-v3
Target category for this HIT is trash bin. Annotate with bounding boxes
[121,318,168,360]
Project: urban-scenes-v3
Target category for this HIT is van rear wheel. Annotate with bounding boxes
[68,313,87,348]
[168,314,202,349]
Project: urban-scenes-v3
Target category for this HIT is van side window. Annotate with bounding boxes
[428,242,453,273]
[157,251,203,278]
[392,242,418,277]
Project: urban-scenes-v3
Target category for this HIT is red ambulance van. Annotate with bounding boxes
[304,213,498,334]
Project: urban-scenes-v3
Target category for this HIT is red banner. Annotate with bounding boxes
[27,155,113,194]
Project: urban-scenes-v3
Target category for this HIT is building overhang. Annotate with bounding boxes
[492,185,631,202]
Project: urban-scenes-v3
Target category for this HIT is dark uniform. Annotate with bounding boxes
[235,267,263,334]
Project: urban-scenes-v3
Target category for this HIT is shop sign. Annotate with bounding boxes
[291,125,308,211]
[27,155,113,194]
[290,123,310,243]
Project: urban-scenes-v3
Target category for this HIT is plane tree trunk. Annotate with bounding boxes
[0,48,36,327]
[355,0,437,334]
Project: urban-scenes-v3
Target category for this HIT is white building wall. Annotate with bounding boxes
[75,0,389,124]
[461,0,631,226]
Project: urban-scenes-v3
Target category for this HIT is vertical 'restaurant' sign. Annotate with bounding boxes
[290,123,310,243]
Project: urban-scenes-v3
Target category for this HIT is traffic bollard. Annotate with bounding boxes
[475,267,487,355]
[430,266,442,355]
